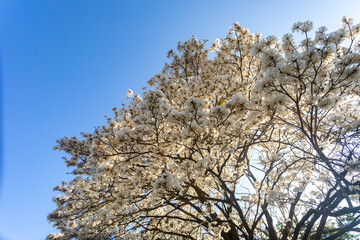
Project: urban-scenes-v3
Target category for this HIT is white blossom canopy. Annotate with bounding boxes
[48,17,360,240]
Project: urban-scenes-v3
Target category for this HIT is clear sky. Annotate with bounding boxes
[0,0,359,239]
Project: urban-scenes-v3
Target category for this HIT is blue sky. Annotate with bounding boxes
[0,1,359,239]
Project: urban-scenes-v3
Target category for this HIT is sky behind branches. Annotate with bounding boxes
[0,1,359,239]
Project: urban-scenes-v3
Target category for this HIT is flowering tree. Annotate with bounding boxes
[48,17,360,240]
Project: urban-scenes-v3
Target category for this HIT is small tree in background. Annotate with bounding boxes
[48,17,360,240]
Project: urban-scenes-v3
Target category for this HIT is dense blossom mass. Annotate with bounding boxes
[48,17,360,240]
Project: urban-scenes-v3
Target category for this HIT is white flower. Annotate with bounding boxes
[46,233,64,240]
[126,89,133,99]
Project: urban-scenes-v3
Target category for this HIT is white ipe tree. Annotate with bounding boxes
[48,17,360,240]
